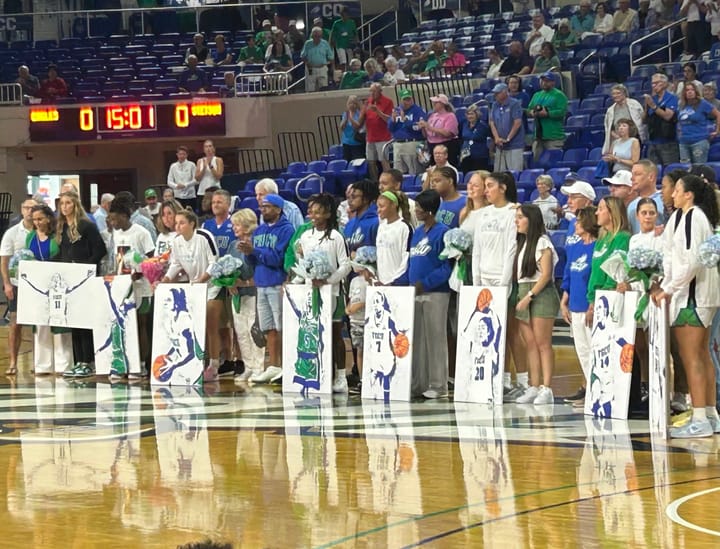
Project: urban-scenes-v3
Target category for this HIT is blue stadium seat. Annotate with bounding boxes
[547,168,570,187]
[710,142,720,161]
[663,163,691,175]
[307,160,327,174]
[565,115,590,131]
[583,147,604,167]
[557,148,588,170]
[518,168,544,188]
[535,149,564,170]
[578,97,605,115]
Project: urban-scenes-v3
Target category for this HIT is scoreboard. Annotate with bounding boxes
[29,101,226,142]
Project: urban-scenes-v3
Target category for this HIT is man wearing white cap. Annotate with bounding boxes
[489,82,525,172]
[256,19,273,50]
[603,170,635,207]
[560,180,596,246]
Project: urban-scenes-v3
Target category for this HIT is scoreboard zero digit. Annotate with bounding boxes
[28,101,226,142]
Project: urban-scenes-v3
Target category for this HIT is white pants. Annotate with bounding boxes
[305,67,328,92]
[231,295,265,373]
[570,311,592,382]
[34,325,73,374]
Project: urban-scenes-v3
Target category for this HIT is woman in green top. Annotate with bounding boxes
[552,19,577,50]
[586,196,631,327]
[26,204,73,376]
[532,42,561,74]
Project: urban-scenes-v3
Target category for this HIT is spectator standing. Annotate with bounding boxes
[499,41,532,76]
[674,63,704,99]
[140,189,160,221]
[604,170,636,207]
[38,64,68,103]
[613,0,639,32]
[527,72,568,162]
[533,175,559,230]
[287,20,305,53]
[680,0,711,58]
[330,8,357,71]
[255,178,304,230]
[202,190,236,257]
[186,33,209,63]
[489,83,525,172]
[525,13,555,57]
[604,118,641,174]
[602,84,647,156]
[458,104,490,173]
[361,82,394,181]
[301,27,334,92]
[195,139,224,200]
[645,73,680,165]
[154,199,182,257]
[677,82,720,164]
[339,95,365,161]
[178,55,207,93]
[507,75,531,108]
[388,88,427,175]
[343,179,379,252]
[95,193,114,232]
[241,194,294,384]
[166,145,197,210]
[418,94,459,166]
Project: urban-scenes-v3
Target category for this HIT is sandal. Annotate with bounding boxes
[5,366,17,375]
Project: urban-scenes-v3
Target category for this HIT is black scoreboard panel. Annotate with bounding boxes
[29,101,226,142]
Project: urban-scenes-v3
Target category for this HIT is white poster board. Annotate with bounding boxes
[648,300,669,438]
[17,260,97,328]
[92,275,142,377]
[151,284,208,386]
[282,284,333,395]
[361,286,415,402]
[586,291,638,419]
[454,286,508,404]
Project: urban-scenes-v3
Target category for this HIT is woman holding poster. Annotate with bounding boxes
[654,174,720,438]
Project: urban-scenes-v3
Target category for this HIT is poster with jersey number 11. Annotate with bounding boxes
[362,286,415,402]
[151,284,208,386]
[454,286,508,404]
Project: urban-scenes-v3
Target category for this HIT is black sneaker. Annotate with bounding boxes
[640,382,649,403]
[563,387,586,403]
[233,360,246,377]
[348,381,362,395]
[218,360,236,378]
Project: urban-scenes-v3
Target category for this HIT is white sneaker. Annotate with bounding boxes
[670,418,713,438]
[708,414,720,433]
[235,368,256,382]
[250,365,282,384]
[533,385,554,405]
[516,386,539,404]
[423,388,449,399]
[332,374,348,393]
[671,392,689,413]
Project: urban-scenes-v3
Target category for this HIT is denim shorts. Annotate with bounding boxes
[257,286,282,332]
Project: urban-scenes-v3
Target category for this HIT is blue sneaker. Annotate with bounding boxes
[670,419,713,438]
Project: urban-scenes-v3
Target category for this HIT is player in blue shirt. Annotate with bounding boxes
[201,190,236,257]
[431,166,467,229]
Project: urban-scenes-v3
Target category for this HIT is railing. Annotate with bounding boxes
[393,74,475,112]
[294,173,324,202]
[277,131,320,166]
[0,84,23,106]
[237,148,279,175]
[578,49,602,87]
[357,6,397,54]
[630,18,687,71]
[317,114,342,156]
[235,63,301,96]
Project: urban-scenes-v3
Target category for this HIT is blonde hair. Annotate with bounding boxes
[56,191,89,244]
[599,196,630,238]
[231,208,258,233]
[156,199,183,235]
[535,174,554,189]
[460,170,490,223]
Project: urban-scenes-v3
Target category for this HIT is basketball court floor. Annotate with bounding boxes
[0,329,718,548]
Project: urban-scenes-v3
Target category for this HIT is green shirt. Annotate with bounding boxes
[284,221,313,273]
[527,87,569,141]
[330,18,357,49]
[533,55,561,74]
[586,231,631,304]
[239,45,265,62]
[340,70,367,89]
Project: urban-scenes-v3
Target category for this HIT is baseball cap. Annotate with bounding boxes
[492,83,508,93]
[560,181,596,201]
[565,171,580,182]
[398,88,413,100]
[261,193,284,208]
[603,170,633,187]
[430,93,450,106]
[540,70,555,80]
[144,188,157,198]
[262,19,271,26]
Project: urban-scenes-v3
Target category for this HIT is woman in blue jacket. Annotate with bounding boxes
[409,189,452,398]
[459,104,490,173]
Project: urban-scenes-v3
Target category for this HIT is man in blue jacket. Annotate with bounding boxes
[388,89,427,175]
[344,179,380,253]
[237,193,294,383]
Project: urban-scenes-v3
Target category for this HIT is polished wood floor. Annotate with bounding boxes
[0,327,719,548]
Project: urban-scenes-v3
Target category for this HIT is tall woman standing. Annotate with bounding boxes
[56,191,107,377]
[195,140,224,202]
[654,175,720,438]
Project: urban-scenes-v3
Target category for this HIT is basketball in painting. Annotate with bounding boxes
[393,332,410,358]
[152,354,169,381]
[476,288,493,312]
[620,343,634,373]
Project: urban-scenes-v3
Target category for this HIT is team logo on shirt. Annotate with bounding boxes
[570,253,589,273]
[410,237,431,257]
[593,243,608,258]
[347,227,365,248]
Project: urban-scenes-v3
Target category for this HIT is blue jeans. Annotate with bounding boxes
[678,139,709,164]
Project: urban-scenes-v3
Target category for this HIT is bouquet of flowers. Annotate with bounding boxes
[292,248,334,281]
[439,228,473,292]
[699,233,720,268]
[121,249,145,272]
[139,251,170,285]
[208,255,246,287]
[601,247,663,320]
[292,248,334,315]
[8,249,35,279]
[349,246,377,275]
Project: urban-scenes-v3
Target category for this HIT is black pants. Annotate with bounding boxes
[343,143,365,161]
[176,197,197,212]
[72,328,94,364]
